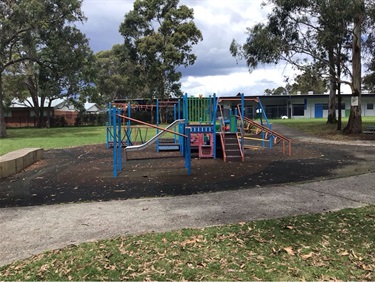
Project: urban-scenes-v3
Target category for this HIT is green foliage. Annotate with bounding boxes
[264,86,287,95]
[95,45,144,102]
[74,113,107,126]
[1,206,374,280]
[119,0,203,100]
[0,0,94,135]
[290,67,327,94]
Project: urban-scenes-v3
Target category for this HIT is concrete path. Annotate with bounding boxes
[1,172,374,267]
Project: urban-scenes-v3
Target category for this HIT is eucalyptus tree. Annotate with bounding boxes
[119,0,203,100]
[231,0,374,133]
[0,0,86,136]
[36,26,95,127]
[95,44,149,102]
[289,66,327,94]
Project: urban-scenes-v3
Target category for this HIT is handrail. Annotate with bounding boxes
[257,98,271,128]
[217,104,226,131]
[117,114,187,138]
[236,132,245,161]
[220,132,227,162]
[241,116,292,156]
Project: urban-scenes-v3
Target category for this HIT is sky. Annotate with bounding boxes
[79,0,297,97]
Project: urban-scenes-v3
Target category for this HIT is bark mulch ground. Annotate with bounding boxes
[1,136,374,208]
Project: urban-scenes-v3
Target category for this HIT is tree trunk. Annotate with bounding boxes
[337,84,342,130]
[336,54,342,131]
[327,49,336,124]
[0,74,7,138]
[26,76,43,128]
[344,10,363,134]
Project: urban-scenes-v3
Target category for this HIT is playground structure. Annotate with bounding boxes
[107,94,292,177]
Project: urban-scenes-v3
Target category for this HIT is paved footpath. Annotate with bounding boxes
[1,172,374,267]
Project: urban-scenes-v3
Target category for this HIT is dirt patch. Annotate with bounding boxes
[0,139,374,208]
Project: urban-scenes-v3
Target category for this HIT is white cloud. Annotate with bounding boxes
[182,65,293,97]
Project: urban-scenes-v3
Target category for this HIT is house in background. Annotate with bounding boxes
[220,92,375,119]
[84,101,102,113]
[5,98,102,127]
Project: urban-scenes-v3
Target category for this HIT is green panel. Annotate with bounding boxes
[230,115,237,132]
[188,97,214,123]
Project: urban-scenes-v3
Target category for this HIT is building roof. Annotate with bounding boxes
[10,97,69,108]
[10,98,102,112]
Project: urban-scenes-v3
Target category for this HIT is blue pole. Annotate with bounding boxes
[106,102,111,149]
[174,104,177,143]
[269,123,273,149]
[178,99,181,119]
[185,127,191,175]
[241,93,245,153]
[117,109,122,172]
[112,107,118,178]
[213,94,217,159]
[156,99,159,152]
[183,93,188,126]
[126,102,131,146]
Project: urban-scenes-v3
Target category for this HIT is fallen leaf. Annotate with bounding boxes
[283,246,295,256]
[300,252,313,260]
[181,238,197,247]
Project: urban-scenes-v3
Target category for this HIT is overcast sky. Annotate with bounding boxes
[79,0,296,97]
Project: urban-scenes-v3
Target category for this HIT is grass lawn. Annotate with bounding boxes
[0,126,107,156]
[271,116,375,140]
[1,206,374,281]
[1,117,374,155]
[0,126,162,156]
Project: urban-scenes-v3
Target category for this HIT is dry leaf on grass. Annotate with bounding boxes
[300,252,313,260]
[283,246,295,256]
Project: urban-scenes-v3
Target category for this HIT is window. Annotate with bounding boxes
[335,103,345,109]
[4,111,12,117]
[322,104,329,110]
[367,103,374,110]
[293,104,305,116]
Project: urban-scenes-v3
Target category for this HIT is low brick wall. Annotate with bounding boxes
[0,148,44,178]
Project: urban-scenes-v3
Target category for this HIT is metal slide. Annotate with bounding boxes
[125,119,185,152]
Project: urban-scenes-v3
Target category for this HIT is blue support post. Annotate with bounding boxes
[213,94,217,159]
[178,99,181,119]
[156,99,159,152]
[117,109,122,172]
[125,102,131,146]
[179,123,185,154]
[106,102,112,149]
[241,93,245,152]
[183,93,188,126]
[185,127,191,175]
[112,107,118,178]
[269,123,273,149]
[173,104,177,143]
[112,107,124,178]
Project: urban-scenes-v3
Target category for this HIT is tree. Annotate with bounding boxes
[289,67,327,94]
[344,2,364,133]
[0,0,86,137]
[119,0,203,100]
[7,25,95,128]
[230,0,374,133]
[95,44,147,102]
